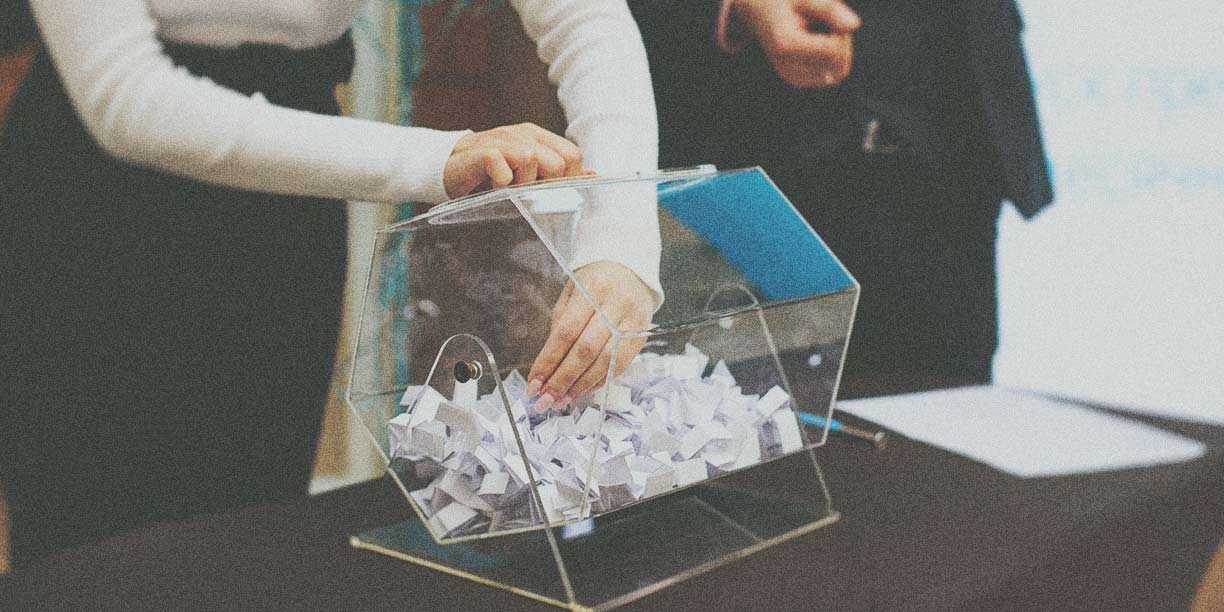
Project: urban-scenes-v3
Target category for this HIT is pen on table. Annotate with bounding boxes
[798,411,889,449]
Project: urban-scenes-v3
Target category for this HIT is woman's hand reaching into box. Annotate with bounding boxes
[526,261,655,412]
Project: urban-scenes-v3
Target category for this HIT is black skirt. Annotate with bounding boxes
[0,35,353,561]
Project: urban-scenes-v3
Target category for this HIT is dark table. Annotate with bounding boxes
[3,398,1222,612]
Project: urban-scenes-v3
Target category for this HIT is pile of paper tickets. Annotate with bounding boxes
[389,344,805,538]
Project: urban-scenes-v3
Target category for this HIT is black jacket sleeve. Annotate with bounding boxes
[1,0,36,53]
[627,0,745,168]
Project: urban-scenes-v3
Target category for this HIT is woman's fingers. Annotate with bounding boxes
[528,262,656,411]
[442,123,584,197]
[500,139,567,184]
[536,315,613,410]
[443,147,512,198]
[550,282,574,326]
[527,290,595,407]
[569,332,646,400]
[535,147,568,180]
[512,160,539,186]
[527,283,574,399]
[566,335,615,404]
[523,123,584,176]
[769,31,853,87]
[482,149,514,188]
[796,0,861,32]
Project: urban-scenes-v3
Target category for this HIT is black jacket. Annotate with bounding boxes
[1,0,35,53]
[629,0,1053,217]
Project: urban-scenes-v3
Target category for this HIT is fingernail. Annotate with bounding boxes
[526,378,543,398]
[844,9,862,29]
[558,396,573,410]
[535,393,555,413]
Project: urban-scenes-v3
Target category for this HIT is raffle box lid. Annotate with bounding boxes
[345,167,857,610]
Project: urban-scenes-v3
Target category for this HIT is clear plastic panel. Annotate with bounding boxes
[346,191,567,457]
[346,167,857,610]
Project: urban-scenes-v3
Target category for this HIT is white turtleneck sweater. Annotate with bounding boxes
[27,0,659,205]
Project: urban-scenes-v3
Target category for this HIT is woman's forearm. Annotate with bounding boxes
[30,0,467,205]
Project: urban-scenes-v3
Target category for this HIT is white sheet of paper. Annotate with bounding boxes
[770,412,803,453]
[575,406,604,437]
[472,445,501,473]
[733,431,761,469]
[473,393,506,422]
[408,397,440,429]
[678,426,713,459]
[603,384,633,413]
[600,455,632,485]
[478,471,510,496]
[838,386,1207,478]
[755,386,790,420]
[452,379,479,407]
[412,420,447,460]
[431,502,478,534]
[672,458,708,486]
[643,467,674,497]
[399,384,425,407]
[388,412,413,457]
[600,418,634,442]
[436,401,480,439]
[505,455,530,485]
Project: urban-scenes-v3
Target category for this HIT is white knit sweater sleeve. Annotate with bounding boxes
[29,0,467,204]
[511,0,665,304]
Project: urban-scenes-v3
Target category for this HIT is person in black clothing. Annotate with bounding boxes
[628,0,1053,397]
[0,0,35,53]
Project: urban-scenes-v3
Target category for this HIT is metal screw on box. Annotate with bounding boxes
[344,167,859,611]
[453,359,482,384]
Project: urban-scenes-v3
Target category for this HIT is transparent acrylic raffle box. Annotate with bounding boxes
[345,167,858,610]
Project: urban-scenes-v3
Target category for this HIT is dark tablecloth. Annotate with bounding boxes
[3,399,1222,612]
